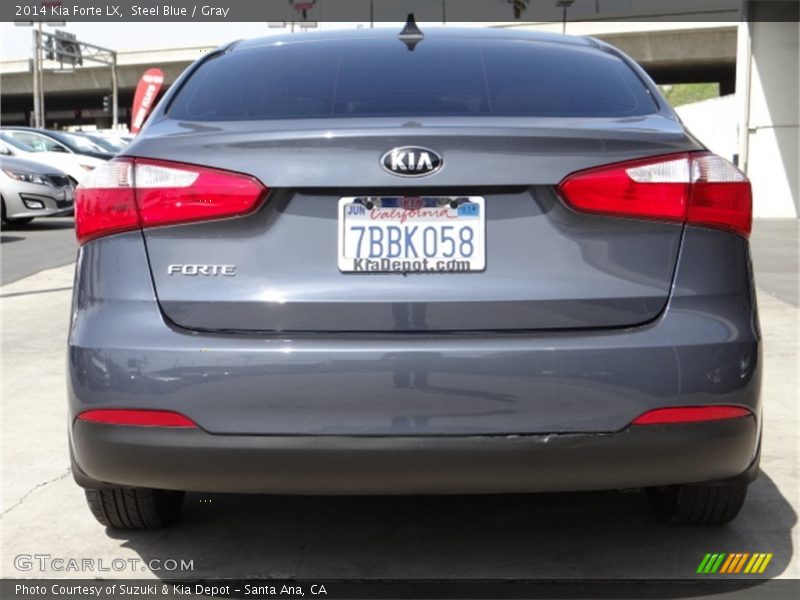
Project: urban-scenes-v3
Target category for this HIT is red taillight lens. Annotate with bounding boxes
[75,158,267,244]
[77,409,198,428]
[74,160,139,244]
[688,154,752,236]
[559,154,690,221]
[631,405,752,426]
[558,152,752,237]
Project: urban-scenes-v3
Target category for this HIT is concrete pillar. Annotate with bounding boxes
[737,20,799,218]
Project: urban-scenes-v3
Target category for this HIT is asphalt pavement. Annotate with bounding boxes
[0,217,76,285]
[1,219,797,590]
[751,219,799,306]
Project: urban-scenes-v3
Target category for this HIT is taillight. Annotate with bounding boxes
[631,405,752,426]
[558,152,752,237]
[75,158,267,244]
[75,160,139,244]
[77,409,198,428]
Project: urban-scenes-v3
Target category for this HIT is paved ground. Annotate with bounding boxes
[1,220,797,586]
[0,217,76,285]
[751,219,800,306]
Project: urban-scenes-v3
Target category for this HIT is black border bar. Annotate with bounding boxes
[4,0,800,23]
[4,579,800,600]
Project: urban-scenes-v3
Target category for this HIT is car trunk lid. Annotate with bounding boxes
[134,117,694,332]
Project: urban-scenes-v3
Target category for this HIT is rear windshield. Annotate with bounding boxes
[169,37,657,121]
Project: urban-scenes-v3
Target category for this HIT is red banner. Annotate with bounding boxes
[130,68,165,134]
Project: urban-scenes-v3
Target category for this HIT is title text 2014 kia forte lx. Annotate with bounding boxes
[68,26,760,530]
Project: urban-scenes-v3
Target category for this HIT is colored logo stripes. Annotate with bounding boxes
[697,553,773,574]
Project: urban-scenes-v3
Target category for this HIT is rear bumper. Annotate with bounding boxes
[72,416,759,493]
[68,227,762,493]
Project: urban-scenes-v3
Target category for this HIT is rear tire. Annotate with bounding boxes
[647,482,748,525]
[84,487,184,529]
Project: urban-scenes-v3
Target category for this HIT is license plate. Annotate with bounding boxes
[338,196,485,273]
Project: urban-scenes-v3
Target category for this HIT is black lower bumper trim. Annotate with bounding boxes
[71,417,758,494]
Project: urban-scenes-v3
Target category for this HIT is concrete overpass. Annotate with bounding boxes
[0,46,211,127]
[0,24,739,128]
[509,22,739,92]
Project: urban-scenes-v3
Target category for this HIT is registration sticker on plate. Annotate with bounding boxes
[338,196,485,273]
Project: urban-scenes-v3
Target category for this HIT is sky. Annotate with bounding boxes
[0,21,456,61]
[0,0,510,58]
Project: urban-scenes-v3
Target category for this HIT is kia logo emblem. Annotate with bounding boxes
[381,147,443,177]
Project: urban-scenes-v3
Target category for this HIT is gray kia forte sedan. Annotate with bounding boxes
[69,27,760,530]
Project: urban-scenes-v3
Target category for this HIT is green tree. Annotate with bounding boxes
[659,83,720,107]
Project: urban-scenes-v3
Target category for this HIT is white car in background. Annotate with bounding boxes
[0,155,74,224]
[0,133,103,184]
[73,131,131,154]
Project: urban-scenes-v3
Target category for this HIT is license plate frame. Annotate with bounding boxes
[337,196,485,273]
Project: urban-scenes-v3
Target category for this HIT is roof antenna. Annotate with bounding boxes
[398,13,424,51]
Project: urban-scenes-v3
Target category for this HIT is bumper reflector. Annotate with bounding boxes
[77,409,198,428]
[631,406,752,426]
